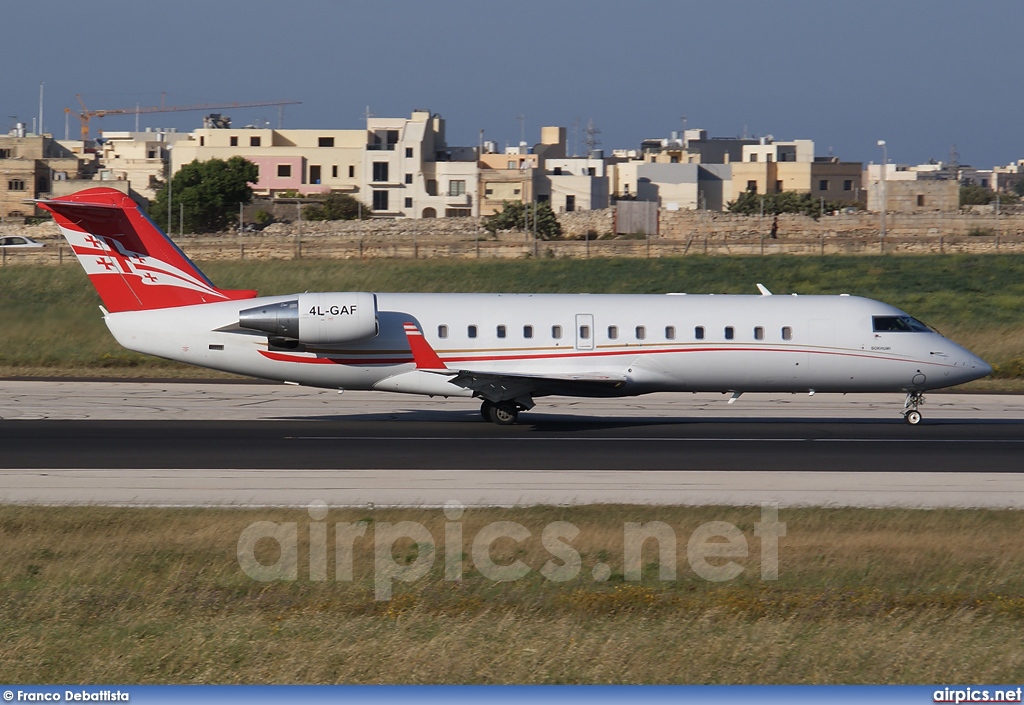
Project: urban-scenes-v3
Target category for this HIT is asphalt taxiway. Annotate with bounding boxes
[0,381,1021,508]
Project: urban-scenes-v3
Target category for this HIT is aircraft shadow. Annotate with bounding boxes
[268,410,1024,432]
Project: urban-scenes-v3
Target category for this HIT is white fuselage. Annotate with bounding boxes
[102,292,991,397]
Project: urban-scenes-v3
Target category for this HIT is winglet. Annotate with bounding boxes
[402,322,448,369]
[756,283,773,296]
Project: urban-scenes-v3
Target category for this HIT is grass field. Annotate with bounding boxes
[2,256,1023,684]
[0,254,1022,381]
[2,504,1024,684]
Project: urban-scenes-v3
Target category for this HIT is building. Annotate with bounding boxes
[96,129,191,202]
[87,114,623,220]
[610,162,730,211]
[540,154,610,213]
[641,129,756,165]
[0,127,105,218]
[171,121,365,198]
[864,164,959,212]
[991,160,1024,194]
[363,111,479,218]
[477,126,567,216]
[168,110,482,217]
[730,138,862,204]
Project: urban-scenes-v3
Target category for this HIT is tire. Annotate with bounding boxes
[905,410,922,425]
[480,400,494,422]
[488,402,519,425]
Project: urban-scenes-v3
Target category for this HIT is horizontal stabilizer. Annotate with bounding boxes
[35,188,256,312]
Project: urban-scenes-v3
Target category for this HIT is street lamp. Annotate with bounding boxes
[877,140,887,248]
[165,142,174,235]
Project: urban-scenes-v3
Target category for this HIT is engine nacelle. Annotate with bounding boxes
[238,292,378,344]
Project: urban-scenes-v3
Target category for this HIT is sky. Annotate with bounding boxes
[3,0,1022,169]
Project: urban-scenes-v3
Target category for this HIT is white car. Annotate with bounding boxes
[0,236,44,248]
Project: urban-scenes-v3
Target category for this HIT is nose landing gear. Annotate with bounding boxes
[903,391,925,425]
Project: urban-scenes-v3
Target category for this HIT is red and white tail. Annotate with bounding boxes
[36,187,256,312]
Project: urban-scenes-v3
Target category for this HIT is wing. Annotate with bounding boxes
[441,368,627,402]
[400,322,627,403]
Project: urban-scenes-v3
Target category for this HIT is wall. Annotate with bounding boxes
[866,179,960,213]
[4,208,1024,266]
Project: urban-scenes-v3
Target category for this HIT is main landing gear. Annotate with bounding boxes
[903,391,925,425]
[480,399,522,425]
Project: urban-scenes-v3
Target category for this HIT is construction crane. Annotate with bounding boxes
[64,95,302,140]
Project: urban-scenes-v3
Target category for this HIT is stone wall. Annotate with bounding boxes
[4,208,1024,266]
[656,209,1024,239]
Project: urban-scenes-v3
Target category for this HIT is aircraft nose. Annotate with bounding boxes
[967,354,993,380]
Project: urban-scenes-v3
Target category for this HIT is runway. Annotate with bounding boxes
[1,381,1022,508]
[1,418,1023,471]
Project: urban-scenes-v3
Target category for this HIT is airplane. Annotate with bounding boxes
[36,187,992,425]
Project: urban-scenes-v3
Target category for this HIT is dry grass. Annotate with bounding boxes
[2,505,1024,683]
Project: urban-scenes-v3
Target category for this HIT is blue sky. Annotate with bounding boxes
[4,0,1021,168]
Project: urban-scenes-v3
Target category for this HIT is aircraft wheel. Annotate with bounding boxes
[488,401,519,425]
[904,410,922,425]
[480,400,495,422]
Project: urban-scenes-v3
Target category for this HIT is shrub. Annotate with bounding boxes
[483,200,562,240]
[304,192,371,221]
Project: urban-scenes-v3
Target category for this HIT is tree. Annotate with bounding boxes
[149,157,258,233]
[304,192,372,221]
[483,200,563,240]
[959,182,996,207]
[727,191,858,219]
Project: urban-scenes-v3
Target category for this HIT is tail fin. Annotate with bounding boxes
[36,187,256,312]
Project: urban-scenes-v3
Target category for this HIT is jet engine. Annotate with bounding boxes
[238,292,378,344]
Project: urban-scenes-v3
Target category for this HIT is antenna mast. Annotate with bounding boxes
[584,118,601,154]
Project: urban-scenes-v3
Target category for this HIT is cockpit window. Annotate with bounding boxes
[873,315,931,333]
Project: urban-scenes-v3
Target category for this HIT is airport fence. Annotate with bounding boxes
[3,231,1024,266]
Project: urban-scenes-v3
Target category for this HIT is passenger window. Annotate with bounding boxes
[695,326,705,340]
[523,325,533,339]
[636,326,646,340]
[754,326,764,340]
[468,325,478,339]
[438,325,448,339]
[497,325,507,338]
[608,325,618,340]
[782,326,792,341]
[724,327,734,340]
[552,325,562,339]
[666,326,676,340]
[580,325,591,339]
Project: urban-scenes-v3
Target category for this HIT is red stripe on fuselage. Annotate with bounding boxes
[258,345,950,368]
